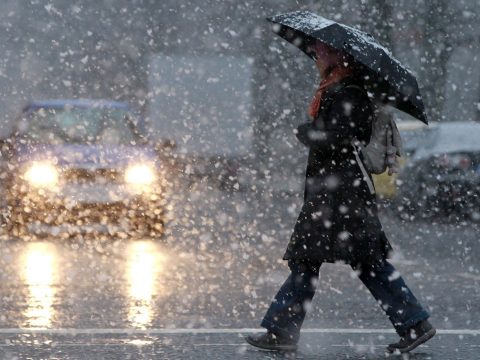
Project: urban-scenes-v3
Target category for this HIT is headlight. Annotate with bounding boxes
[24,162,59,187]
[125,164,156,186]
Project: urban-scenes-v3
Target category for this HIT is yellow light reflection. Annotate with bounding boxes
[21,242,58,329]
[127,241,164,329]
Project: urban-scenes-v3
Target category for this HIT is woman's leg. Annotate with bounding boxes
[354,260,430,336]
[261,260,321,342]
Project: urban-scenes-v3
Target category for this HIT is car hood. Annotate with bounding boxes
[412,122,480,161]
[14,144,158,168]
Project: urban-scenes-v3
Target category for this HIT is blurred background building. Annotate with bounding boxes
[0,0,478,178]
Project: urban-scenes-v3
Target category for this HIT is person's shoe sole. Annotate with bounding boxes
[245,335,297,352]
[387,328,436,353]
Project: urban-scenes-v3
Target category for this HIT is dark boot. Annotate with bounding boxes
[245,331,297,351]
[387,320,436,353]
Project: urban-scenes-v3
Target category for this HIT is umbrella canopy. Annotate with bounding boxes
[267,11,428,124]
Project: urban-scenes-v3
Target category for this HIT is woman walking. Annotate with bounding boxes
[246,39,436,354]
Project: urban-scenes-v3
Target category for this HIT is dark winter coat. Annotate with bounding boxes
[283,76,392,265]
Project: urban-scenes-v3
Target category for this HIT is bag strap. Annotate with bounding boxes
[351,139,376,194]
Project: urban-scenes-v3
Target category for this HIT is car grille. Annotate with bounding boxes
[62,168,122,183]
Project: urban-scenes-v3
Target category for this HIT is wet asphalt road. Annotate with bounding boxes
[0,331,479,359]
[0,183,479,359]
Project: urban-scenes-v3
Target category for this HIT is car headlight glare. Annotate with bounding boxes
[125,164,156,186]
[24,163,59,187]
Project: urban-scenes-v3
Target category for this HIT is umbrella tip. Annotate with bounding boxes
[420,113,428,125]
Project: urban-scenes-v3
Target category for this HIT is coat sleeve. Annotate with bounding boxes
[296,87,373,150]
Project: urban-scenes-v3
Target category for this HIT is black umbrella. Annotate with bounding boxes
[267,11,428,124]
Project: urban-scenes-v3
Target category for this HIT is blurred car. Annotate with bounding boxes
[373,120,430,199]
[395,121,480,221]
[0,99,167,237]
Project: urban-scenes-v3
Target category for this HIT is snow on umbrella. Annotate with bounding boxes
[267,10,428,124]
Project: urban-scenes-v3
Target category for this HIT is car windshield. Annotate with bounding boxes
[17,107,138,145]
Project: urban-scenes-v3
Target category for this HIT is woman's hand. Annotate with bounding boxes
[295,123,327,147]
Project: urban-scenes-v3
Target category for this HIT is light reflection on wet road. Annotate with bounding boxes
[21,242,58,329]
[1,238,182,330]
[126,241,164,329]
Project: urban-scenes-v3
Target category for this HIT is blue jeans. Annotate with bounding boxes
[261,260,430,342]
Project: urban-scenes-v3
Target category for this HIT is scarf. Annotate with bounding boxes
[308,65,353,119]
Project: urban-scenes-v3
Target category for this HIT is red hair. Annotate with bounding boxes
[308,41,355,118]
